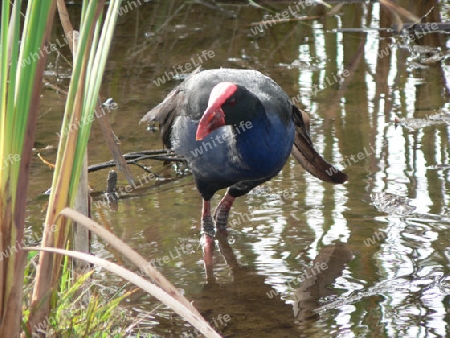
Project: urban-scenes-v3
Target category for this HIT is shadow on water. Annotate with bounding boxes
[27,0,450,337]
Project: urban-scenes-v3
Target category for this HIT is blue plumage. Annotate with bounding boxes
[141,68,346,236]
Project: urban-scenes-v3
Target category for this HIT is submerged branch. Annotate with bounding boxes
[87,149,186,173]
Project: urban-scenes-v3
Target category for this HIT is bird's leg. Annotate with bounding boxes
[201,199,215,236]
[201,199,215,281]
[214,190,235,232]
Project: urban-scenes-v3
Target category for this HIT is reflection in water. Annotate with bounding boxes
[192,232,296,336]
[28,0,450,337]
[294,242,352,325]
[190,232,352,337]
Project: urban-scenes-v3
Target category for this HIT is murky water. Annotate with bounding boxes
[28,1,450,337]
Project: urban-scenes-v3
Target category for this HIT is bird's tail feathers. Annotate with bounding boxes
[291,106,347,184]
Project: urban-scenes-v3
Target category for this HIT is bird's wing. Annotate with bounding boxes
[140,67,203,149]
[291,106,348,184]
[140,87,183,149]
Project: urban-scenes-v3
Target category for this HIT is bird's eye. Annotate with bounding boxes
[228,98,237,106]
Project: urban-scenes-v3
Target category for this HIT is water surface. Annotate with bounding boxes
[29,1,450,337]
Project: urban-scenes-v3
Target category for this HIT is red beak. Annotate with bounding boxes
[196,82,237,141]
[196,105,225,140]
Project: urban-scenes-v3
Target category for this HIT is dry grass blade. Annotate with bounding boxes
[57,0,75,54]
[94,97,136,185]
[58,0,135,186]
[59,208,201,316]
[24,247,222,338]
[328,3,343,17]
[380,0,421,31]
[315,0,332,9]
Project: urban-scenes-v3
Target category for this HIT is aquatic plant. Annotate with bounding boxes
[0,1,220,336]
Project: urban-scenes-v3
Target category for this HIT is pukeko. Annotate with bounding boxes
[141,68,347,254]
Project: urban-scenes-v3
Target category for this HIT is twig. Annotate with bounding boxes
[250,3,342,27]
[43,77,68,94]
[87,150,186,173]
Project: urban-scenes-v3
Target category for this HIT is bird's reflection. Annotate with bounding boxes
[195,230,353,336]
[293,241,353,325]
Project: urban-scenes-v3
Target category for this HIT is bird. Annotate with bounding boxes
[141,68,347,255]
